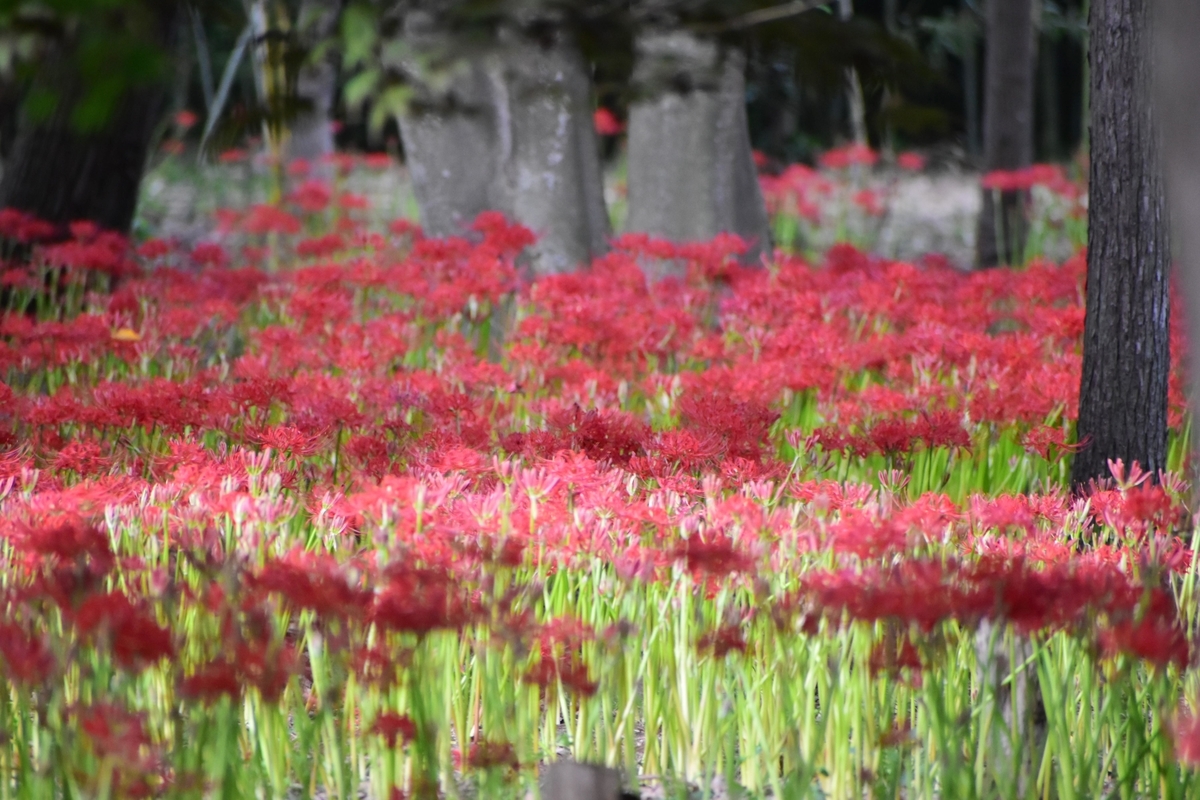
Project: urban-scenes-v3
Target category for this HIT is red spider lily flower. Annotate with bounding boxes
[174,109,199,130]
[16,520,114,567]
[852,188,884,216]
[868,637,923,678]
[0,207,56,242]
[523,652,599,696]
[0,623,55,685]
[362,152,394,170]
[136,238,172,260]
[370,566,472,636]
[73,591,175,670]
[337,192,370,211]
[697,625,747,659]
[218,148,248,163]
[242,204,302,235]
[896,151,925,171]
[372,712,418,747]
[251,425,327,457]
[593,107,624,136]
[250,551,372,622]
[179,660,242,703]
[464,740,520,771]
[69,220,100,241]
[1172,710,1200,767]
[234,639,298,703]
[287,158,312,177]
[77,702,154,764]
[190,242,229,268]
[673,535,756,578]
[287,180,332,214]
[819,143,878,170]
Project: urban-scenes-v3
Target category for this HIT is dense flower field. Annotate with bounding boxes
[1,157,1198,799]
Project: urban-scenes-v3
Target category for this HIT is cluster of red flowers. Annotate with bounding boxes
[1,148,1196,786]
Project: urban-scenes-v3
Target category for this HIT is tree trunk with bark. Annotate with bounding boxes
[1156,0,1200,480]
[0,7,176,236]
[624,30,771,271]
[396,17,609,274]
[394,12,499,237]
[1071,0,1169,488]
[0,63,168,235]
[489,27,611,275]
[975,0,1036,267]
[285,0,343,174]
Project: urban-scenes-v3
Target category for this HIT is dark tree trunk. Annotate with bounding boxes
[285,0,344,176]
[0,68,167,235]
[0,7,176,236]
[1071,0,1169,488]
[625,30,771,272]
[975,0,1036,267]
[1156,0,1200,478]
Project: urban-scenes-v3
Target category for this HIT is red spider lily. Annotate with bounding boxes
[697,625,747,658]
[250,550,372,622]
[896,151,925,171]
[462,740,519,771]
[15,520,114,568]
[0,622,54,685]
[370,566,473,636]
[242,204,302,236]
[0,207,56,242]
[523,650,599,697]
[250,425,327,457]
[174,109,199,129]
[233,639,298,703]
[73,591,175,670]
[852,189,884,216]
[819,143,878,170]
[77,702,162,796]
[372,712,418,747]
[1172,710,1200,767]
[673,535,756,578]
[136,238,172,260]
[179,660,242,703]
[593,107,624,136]
[287,180,333,214]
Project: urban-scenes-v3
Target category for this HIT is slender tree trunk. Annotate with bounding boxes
[0,61,168,235]
[838,0,868,147]
[625,30,771,271]
[1071,0,1169,488]
[975,0,1036,267]
[1155,0,1200,480]
[285,0,344,173]
[961,3,981,162]
[1038,32,1061,160]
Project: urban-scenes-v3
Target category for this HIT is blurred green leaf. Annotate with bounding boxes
[341,2,377,70]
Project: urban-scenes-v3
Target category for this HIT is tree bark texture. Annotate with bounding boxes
[1155,0,1200,480]
[396,19,609,274]
[0,64,167,235]
[975,0,1036,267]
[489,27,611,275]
[0,6,177,235]
[284,0,343,173]
[1071,0,1169,488]
[625,31,772,270]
